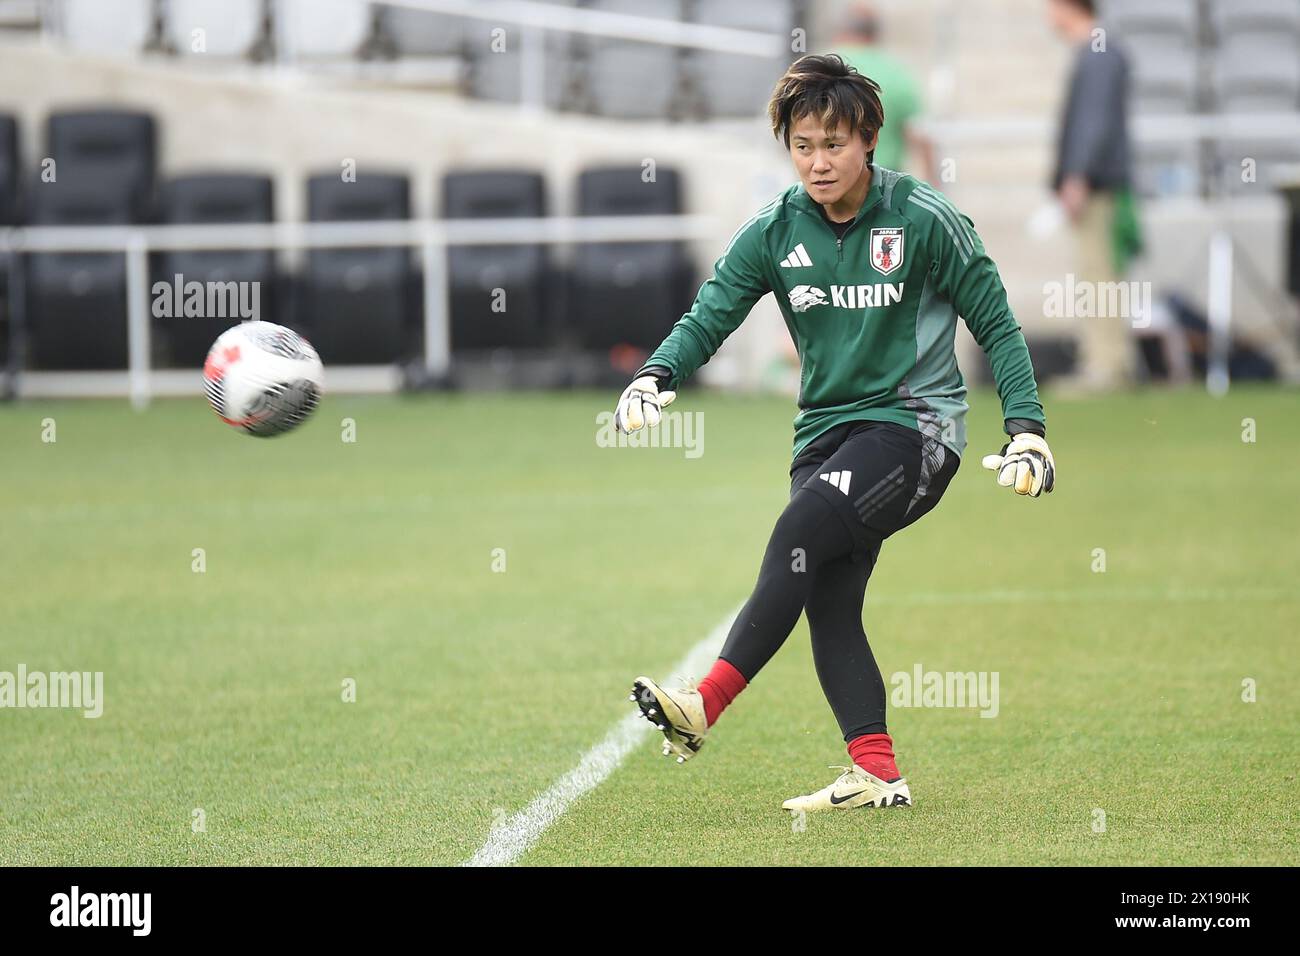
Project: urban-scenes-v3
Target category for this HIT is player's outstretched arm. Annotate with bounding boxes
[611,208,772,433]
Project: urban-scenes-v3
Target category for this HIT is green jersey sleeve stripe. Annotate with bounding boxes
[911,185,977,247]
[907,193,973,262]
[720,195,781,258]
[913,184,979,250]
[912,183,972,223]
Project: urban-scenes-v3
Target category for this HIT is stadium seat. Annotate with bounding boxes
[25,110,157,369]
[300,173,416,364]
[442,170,549,351]
[0,113,16,226]
[25,177,133,369]
[581,0,684,119]
[1212,39,1300,112]
[165,0,265,58]
[376,3,466,56]
[46,109,158,222]
[583,44,682,119]
[1128,45,1200,114]
[469,41,574,108]
[1210,0,1300,44]
[569,165,693,351]
[686,0,792,118]
[55,0,155,56]
[1214,139,1300,194]
[1103,0,1200,48]
[465,4,577,108]
[155,174,278,366]
[0,1,41,28]
[278,0,373,58]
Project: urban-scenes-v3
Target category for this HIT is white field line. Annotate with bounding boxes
[462,606,739,867]
[461,581,1289,865]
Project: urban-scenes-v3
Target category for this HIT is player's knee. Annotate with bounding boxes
[804,595,839,630]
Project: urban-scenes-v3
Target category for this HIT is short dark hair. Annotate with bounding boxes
[1054,0,1096,15]
[768,54,885,164]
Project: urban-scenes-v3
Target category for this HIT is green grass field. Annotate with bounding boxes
[1,386,1296,866]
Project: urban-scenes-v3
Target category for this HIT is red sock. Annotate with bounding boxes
[698,658,747,727]
[848,733,901,782]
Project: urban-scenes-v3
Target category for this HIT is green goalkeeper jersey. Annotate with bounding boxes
[636,166,1046,460]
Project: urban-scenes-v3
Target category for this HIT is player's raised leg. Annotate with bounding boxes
[631,485,857,762]
[630,676,708,763]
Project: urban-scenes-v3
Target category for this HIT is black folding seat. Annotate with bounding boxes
[442,170,548,351]
[569,166,694,351]
[299,172,415,364]
[24,110,157,369]
[25,177,133,369]
[0,114,16,226]
[46,110,157,222]
[155,173,277,365]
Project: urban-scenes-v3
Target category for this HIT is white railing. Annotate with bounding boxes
[923,112,1300,145]
[379,0,787,56]
[0,213,721,407]
[32,0,792,112]
[384,0,786,109]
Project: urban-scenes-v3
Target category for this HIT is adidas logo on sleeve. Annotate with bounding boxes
[780,243,813,268]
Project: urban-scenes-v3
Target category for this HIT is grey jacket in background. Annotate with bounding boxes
[1051,32,1133,192]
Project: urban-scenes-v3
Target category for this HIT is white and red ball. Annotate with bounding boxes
[203,322,324,437]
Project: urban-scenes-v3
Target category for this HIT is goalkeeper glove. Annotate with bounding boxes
[982,433,1055,497]
[614,370,676,433]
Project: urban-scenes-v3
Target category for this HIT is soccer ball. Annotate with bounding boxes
[203,321,324,437]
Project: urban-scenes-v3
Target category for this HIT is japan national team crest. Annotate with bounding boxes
[870,227,905,276]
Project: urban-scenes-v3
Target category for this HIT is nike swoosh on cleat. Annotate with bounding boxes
[829,789,870,805]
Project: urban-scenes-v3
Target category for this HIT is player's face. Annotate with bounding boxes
[789,115,875,206]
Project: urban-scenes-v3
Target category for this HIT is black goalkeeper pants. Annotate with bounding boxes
[718,419,959,741]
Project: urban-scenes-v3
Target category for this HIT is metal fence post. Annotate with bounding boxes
[422,226,449,380]
[1206,230,1233,397]
[126,234,151,410]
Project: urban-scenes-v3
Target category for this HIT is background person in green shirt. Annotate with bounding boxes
[835,2,936,182]
[615,54,1054,813]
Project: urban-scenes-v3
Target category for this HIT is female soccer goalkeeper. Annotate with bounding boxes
[615,53,1054,812]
